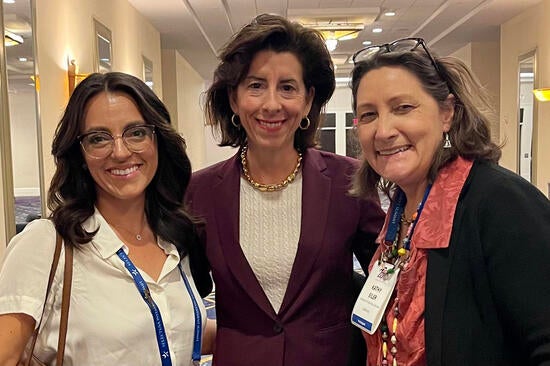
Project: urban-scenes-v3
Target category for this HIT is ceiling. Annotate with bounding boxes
[127,0,542,80]
[2,0,543,89]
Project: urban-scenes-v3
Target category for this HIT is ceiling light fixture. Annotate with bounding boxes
[319,26,364,52]
[372,28,383,33]
[384,11,396,17]
[4,30,23,47]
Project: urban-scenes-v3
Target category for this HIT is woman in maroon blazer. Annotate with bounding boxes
[185,14,384,366]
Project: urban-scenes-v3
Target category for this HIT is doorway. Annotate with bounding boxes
[517,51,536,182]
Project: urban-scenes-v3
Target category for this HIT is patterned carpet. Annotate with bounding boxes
[14,196,42,233]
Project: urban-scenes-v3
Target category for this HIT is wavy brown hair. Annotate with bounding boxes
[48,72,198,257]
[205,13,335,151]
[350,47,501,199]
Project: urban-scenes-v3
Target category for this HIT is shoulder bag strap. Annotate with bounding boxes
[56,242,73,366]
[24,232,72,366]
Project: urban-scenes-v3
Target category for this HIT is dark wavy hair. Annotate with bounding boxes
[48,72,198,257]
[205,13,335,151]
[350,46,501,199]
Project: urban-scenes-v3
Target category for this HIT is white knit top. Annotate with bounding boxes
[239,173,302,313]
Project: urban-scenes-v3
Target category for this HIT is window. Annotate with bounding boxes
[317,111,360,158]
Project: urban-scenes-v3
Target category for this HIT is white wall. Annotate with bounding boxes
[8,90,40,195]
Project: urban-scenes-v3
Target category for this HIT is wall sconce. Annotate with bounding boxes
[533,88,550,102]
[67,59,89,94]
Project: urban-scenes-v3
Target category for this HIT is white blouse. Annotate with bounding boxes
[0,210,205,365]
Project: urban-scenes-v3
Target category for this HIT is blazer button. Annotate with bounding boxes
[273,323,283,334]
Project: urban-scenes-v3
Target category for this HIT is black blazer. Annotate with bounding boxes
[424,160,550,365]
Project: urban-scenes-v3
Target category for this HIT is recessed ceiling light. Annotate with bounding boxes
[384,11,396,17]
[3,0,16,4]
[19,57,28,62]
[362,40,372,46]
[372,28,383,33]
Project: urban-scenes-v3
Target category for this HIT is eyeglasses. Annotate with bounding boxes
[78,124,155,159]
[352,37,443,78]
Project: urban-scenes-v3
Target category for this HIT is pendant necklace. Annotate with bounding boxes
[112,215,147,241]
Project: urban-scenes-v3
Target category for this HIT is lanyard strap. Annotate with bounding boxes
[117,248,172,365]
[178,264,203,365]
[384,185,432,246]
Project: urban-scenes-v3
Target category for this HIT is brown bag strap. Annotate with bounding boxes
[56,243,73,365]
[24,232,72,366]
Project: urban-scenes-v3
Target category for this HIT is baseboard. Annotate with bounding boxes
[14,187,40,197]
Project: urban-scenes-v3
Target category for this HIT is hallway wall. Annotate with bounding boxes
[500,0,550,195]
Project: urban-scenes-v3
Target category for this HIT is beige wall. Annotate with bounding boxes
[161,49,210,170]
[34,0,163,199]
[451,42,501,142]
[501,0,550,195]
[162,50,236,170]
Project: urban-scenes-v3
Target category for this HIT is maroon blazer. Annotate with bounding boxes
[186,148,384,366]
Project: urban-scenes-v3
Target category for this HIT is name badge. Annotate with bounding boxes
[351,261,399,335]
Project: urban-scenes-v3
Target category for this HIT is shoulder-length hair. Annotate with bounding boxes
[48,72,198,256]
[350,49,501,199]
[205,13,335,151]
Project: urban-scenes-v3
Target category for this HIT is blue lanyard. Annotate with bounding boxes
[117,248,202,365]
[179,264,202,365]
[384,185,432,246]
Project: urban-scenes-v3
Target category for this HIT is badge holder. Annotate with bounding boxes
[351,261,400,334]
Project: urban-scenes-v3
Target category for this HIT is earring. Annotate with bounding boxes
[299,116,311,130]
[231,114,241,129]
[443,132,452,149]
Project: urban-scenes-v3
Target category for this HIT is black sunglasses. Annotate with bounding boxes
[352,38,435,64]
[352,37,450,93]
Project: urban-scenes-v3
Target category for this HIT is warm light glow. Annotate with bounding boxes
[319,29,361,42]
[533,88,550,102]
[325,39,338,52]
[4,30,23,47]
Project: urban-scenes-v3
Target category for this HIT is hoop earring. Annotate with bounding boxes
[443,132,452,149]
[231,114,241,129]
[299,116,311,130]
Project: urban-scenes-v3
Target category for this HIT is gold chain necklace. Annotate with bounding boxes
[240,145,302,192]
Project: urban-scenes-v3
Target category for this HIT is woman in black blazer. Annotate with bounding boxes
[349,37,550,365]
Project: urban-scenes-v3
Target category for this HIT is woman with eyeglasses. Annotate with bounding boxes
[349,38,550,365]
[185,13,385,366]
[0,72,214,365]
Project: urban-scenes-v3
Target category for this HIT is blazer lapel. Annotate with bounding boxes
[279,149,332,316]
[213,153,276,317]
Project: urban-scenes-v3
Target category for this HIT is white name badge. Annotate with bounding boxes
[351,261,400,335]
